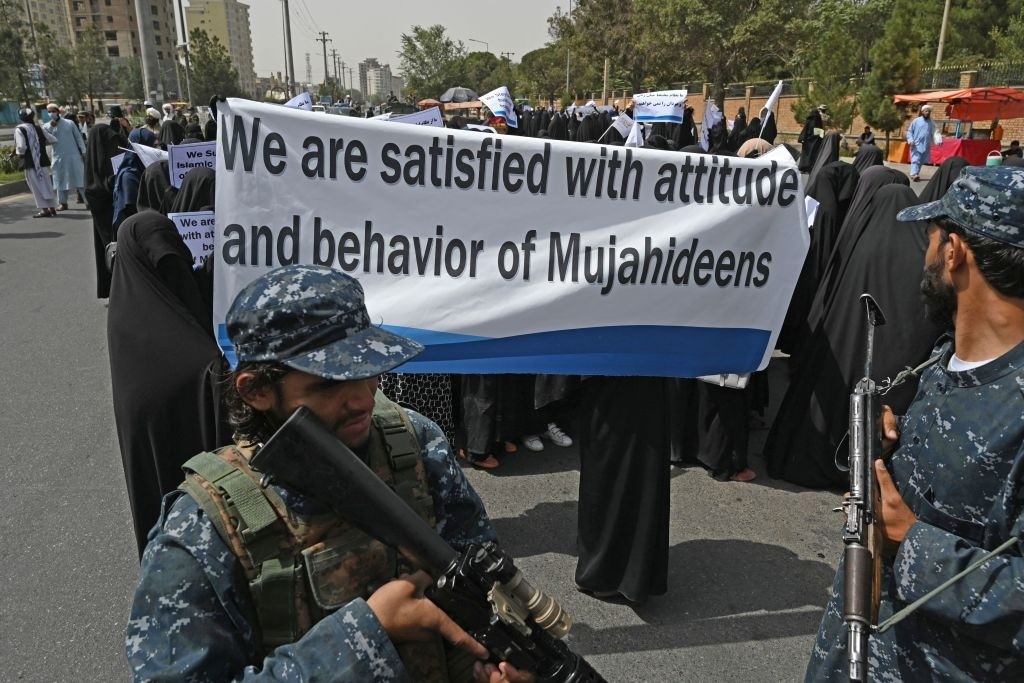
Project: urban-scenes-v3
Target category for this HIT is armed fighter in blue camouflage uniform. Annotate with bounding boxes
[127,265,530,682]
[807,166,1024,681]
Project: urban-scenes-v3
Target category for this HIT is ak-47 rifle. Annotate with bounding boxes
[842,293,886,682]
[250,407,606,683]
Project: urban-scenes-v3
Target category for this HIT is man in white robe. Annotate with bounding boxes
[45,103,86,210]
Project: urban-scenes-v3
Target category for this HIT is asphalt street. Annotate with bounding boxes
[0,189,845,682]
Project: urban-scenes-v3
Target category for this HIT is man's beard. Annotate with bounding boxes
[920,260,956,329]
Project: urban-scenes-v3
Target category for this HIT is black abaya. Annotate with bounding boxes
[576,377,673,603]
[764,185,944,488]
[852,144,884,174]
[169,167,216,213]
[779,161,860,354]
[797,112,824,172]
[137,160,176,214]
[108,212,229,556]
[84,123,127,298]
[918,156,968,203]
[805,132,843,190]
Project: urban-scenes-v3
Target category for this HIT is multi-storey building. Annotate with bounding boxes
[185,0,256,98]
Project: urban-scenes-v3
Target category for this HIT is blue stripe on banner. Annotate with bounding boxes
[382,325,770,377]
[634,115,684,124]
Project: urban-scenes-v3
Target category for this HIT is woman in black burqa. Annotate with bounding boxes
[764,179,944,488]
[84,117,128,298]
[917,155,968,203]
[137,160,177,215]
[778,161,860,354]
[108,211,230,557]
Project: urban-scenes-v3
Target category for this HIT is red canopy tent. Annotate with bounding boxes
[894,87,1024,122]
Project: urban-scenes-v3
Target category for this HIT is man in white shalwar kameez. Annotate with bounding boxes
[45,103,86,210]
[14,108,58,217]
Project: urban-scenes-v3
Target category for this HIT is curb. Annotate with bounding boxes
[0,179,29,199]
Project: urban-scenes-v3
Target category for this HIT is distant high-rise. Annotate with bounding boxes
[358,57,380,99]
[62,0,181,100]
[185,0,256,98]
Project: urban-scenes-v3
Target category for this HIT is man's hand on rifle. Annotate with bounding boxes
[880,404,900,456]
[366,572,534,683]
[874,460,918,555]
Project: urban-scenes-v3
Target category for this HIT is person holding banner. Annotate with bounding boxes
[127,265,531,683]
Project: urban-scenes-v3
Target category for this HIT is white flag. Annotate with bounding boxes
[387,107,444,127]
[625,120,645,148]
[283,91,313,111]
[128,142,168,168]
[612,112,634,139]
[699,101,723,151]
[761,80,784,135]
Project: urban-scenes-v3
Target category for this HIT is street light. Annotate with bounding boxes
[468,38,489,54]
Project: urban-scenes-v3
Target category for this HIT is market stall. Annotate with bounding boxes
[894,87,1024,165]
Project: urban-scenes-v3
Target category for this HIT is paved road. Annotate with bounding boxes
[0,191,844,681]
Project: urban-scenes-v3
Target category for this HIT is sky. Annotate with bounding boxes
[245,0,562,84]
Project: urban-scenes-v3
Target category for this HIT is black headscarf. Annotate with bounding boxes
[575,114,604,144]
[108,211,229,556]
[158,120,185,148]
[806,131,843,189]
[851,144,884,174]
[727,108,747,150]
[169,167,216,213]
[183,123,204,142]
[764,184,943,487]
[918,156,968,203]
[759,112,778,144]
[137,160,177,215]
[797,110,824,172]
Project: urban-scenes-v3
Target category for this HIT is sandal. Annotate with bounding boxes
[32,211,49,218]
[57,204,68,211]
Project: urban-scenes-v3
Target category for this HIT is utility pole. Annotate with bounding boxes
[315,31,331,93]
[340,61,346,92]
[501,51,515,61]
[602,57,609,105]
[134,0,163,101]
[22,0,47,98]
[933,0,952,88]
[174,0,193,104]
[305,53,312,85]
[565,0,573,99]
[280,0,296,96]
[330,48,339,98]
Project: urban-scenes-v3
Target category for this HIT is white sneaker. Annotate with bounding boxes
[544,423,573,447]
[522,435,545,451]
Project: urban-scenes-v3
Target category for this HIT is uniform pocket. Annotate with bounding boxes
[303,528,395,610]
[915,488,986,546]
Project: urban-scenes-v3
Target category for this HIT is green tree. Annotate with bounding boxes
[75,26,113,110]
[991,5,1024,62]
[519,46,567,103]
[187,28,242,103]
[553,1,653,95]
[114,57,145,103]
[637,0,810,107]
[792,4,862,132]
[897,0,1021,65]
[458,51,501,91]
[859,0,921,153]
[0,0,34,104]
[398,25,467,100]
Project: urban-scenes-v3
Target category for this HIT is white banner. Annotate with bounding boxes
[213,99,808,376]
[479,86,518,128]
[386,106,445,128]
[167,211,216,268]
[168,141,216,188]
[633,90,688,124]
[284,91,313,111]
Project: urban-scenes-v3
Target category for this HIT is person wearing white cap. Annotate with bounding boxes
[906,104,934,181]
[44,102,86,210]
[143,107,162,137]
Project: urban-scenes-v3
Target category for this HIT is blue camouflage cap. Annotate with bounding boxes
[226,265,423,380]
[896,166,1024,248]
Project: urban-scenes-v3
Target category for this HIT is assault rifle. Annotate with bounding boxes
[841,293,886,682]
[250,406,606,683]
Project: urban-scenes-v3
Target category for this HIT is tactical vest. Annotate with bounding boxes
[181,392,458,682]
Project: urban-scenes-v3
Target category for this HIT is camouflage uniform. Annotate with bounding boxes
[807,166,1024,682]
[127,408,496,682]
[127,265,497,682]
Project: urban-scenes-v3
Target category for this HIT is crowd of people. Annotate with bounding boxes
[14,89,1024,681]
